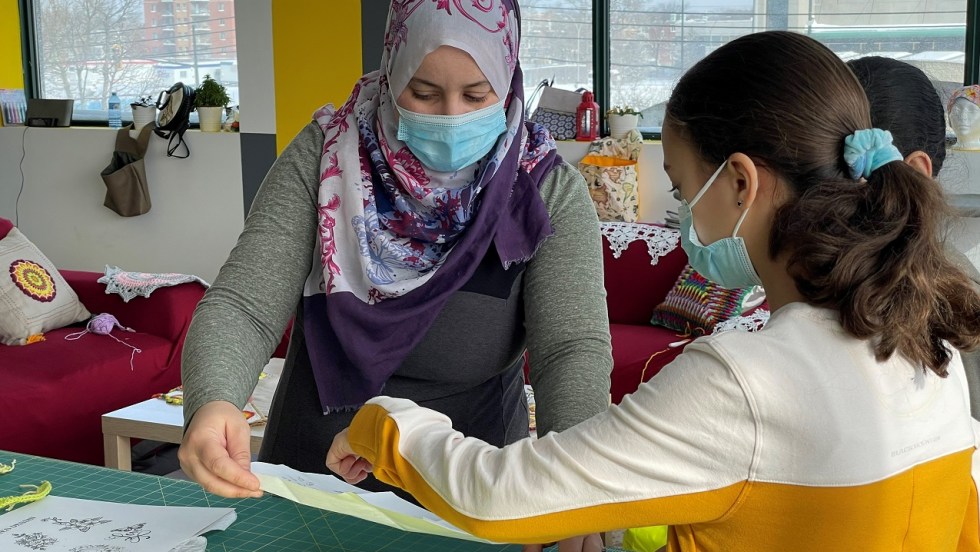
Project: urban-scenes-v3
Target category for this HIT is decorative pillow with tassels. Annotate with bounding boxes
[0,222,90,345]
[650,264,762,336]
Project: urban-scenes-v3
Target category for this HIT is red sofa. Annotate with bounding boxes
[0,219,207,466]
[0,270,205,466]
[603,227,691,404]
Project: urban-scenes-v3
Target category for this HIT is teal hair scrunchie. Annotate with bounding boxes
[842,128,904,180]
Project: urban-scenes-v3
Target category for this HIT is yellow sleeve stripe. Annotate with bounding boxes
[349,404,745,544]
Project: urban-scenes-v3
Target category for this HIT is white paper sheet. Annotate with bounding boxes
[251,461,367,494]
[0,496,235,552]
[251,462,489,543]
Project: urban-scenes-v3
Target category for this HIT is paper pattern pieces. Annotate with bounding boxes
[0,496,235,552]
[252,462,490,543]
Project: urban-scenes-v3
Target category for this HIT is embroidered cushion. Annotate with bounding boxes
[650,264,761,336]
[0,226,90,345]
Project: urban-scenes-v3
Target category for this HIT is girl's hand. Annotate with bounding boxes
[326,428,373,484]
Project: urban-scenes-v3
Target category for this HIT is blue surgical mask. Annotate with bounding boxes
[678,161,763,290]
[396,101,507,173]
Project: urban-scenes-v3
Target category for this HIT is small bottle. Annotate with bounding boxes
[108,92,122,128]
[575,91,600,141]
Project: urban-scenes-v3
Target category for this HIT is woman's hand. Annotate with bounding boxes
[522,533,604,552]
[326,428,373,484]
[178,400,263,499]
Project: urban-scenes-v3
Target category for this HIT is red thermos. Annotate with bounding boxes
[575,91,599,141]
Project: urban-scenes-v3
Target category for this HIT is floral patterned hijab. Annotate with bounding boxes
[303,0,562,413]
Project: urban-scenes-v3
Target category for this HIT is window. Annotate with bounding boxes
[520,0,974,137]
[520,0,593,100]
[610,1,968,133]
[218,3,224,12]
[24,0,239,124]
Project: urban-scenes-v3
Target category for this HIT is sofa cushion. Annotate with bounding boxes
[609,323,686,404]
[650,264,758,336]
[0,217,13,239]
[0,227,90,345]
[0,325,177,465]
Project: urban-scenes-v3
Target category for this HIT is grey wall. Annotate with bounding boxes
[361,0,389,74]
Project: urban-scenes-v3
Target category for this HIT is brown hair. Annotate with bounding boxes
[665,31,980,376]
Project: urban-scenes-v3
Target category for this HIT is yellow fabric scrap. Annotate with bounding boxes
[0,481,52,512]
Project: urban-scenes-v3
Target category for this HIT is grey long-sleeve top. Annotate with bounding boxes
[181,121,612,439]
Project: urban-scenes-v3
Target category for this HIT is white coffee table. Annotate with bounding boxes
[102,358,283,470]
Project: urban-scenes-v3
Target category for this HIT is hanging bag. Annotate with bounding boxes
[155,82,195,158]
[530,84,584,141]
[100,123,155,217]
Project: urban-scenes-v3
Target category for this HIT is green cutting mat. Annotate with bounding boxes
[0,452,625,551]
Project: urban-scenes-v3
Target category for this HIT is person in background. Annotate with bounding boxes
[178,2,610,550]
[328,31,980,550]
[848,55,980,417]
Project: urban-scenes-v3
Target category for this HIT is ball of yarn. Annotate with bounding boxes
[88,313,121,335]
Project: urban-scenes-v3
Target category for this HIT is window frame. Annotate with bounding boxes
[19,0,980,132]
[18,0,238,127]
[592,0,980,140]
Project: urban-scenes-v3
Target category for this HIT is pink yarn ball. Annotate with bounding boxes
[88,313,120,335]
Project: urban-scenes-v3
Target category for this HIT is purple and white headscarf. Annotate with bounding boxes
[304,0,562,413]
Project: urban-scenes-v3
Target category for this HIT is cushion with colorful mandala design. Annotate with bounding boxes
[0,227,90,345]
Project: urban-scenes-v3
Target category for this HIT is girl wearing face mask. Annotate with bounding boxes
[179,3,610,548]
[328,31,980,550]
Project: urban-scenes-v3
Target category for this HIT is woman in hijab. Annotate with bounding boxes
[178,1,609,549]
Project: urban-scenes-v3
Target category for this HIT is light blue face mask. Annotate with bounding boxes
[396,101,507,173]
[678,161,764,290]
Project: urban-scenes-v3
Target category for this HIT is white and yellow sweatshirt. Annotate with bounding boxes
[348,303,979,550]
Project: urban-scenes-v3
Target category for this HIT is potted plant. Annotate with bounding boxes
[130,95,157,131]
[194,74,230,132]
[607,105,643,139]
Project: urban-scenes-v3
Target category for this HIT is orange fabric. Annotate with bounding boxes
[960,473,980,551]
[670,449,975,551]
[579,154,636,167]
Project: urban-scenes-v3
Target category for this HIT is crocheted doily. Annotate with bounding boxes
[600,222,680,265]
[98,265,210,303]
[713,309,770,334]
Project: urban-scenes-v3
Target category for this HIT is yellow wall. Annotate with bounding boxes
[0,0,24,89]
[272,1,363,153]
